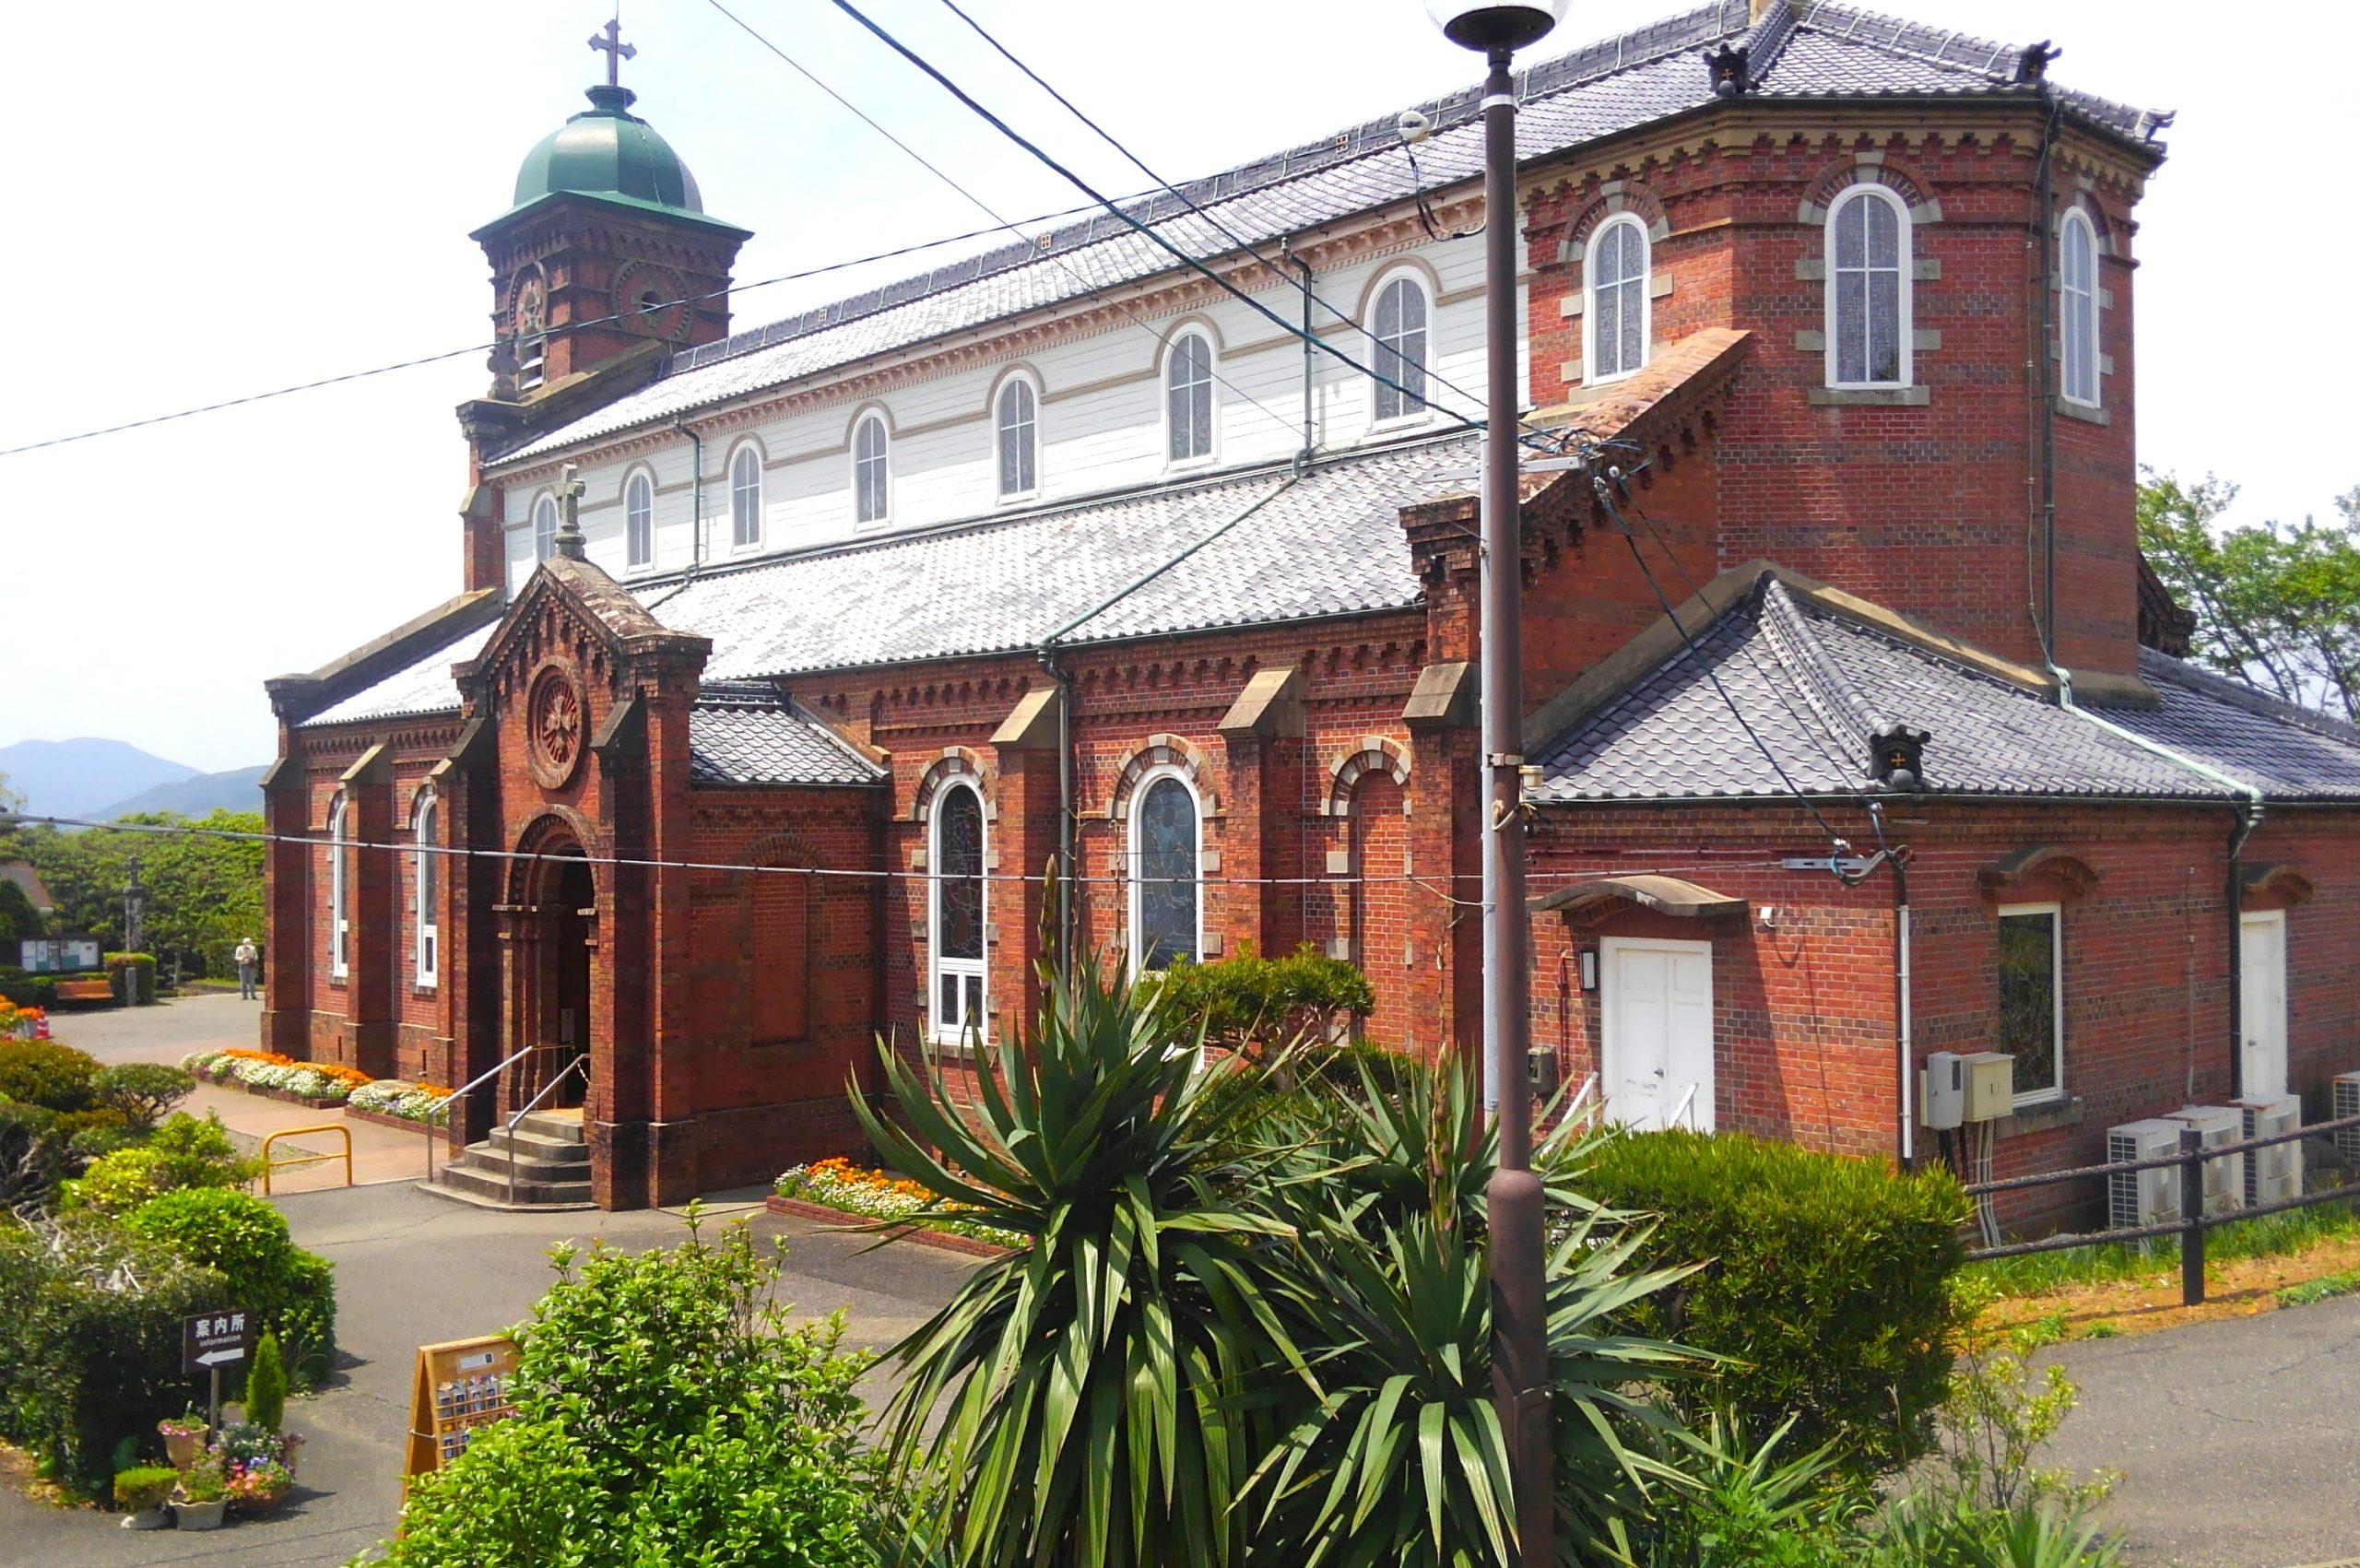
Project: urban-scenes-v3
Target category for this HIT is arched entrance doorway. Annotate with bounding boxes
[502,819,597,1114]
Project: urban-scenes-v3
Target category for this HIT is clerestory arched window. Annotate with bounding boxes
[1824,184,1913,388]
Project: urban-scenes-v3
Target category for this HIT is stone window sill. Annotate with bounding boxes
[2000,1094,2084,1137]
[2054,398,2111,427]
[1810,386,1929,407]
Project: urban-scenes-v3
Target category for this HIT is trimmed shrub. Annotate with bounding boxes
[276,1252,337,1387]
[1146,941,1375,1059]
[112,1464,180,1513]
[0,1039,101,1112]
[62,1112,257,1215]
[124,1189,295,1298]
[94,1063,194,1129]
[0,973,57,1010]
[242,1333,286,1432]
[1584,1128,1972,1477]
[104,953,157,1006]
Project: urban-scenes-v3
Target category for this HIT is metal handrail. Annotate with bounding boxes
[505,1055,587,1208]
[1670,1082,1700,1131]
[422,1042,542,1182]
[1564,1072,1599,1124]
[260,1124,352,1196]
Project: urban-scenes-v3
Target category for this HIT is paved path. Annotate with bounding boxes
[2047,1294,2360,1567]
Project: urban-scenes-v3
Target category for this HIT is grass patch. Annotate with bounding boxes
[2276,1267,2360,1309]
[1967,1193,2360,1296]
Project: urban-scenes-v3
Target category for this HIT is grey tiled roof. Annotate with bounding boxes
[1529,579,2235,804]
[491,2,2160,469]
[302,621,495,727]
[2117,651,2360,802]
[688,686,888,787]
[301,434,1465,729]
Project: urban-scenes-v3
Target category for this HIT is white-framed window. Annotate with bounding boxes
[1370,272,1431,424]
[624,469,655,570]
[1128,769,1201,973]
[995,377,1039,501]
[1585,214,1651,383]
[2059,208,2100,408]
[1996,902,2063,1104]
[531,493,559,562]
[929,781,987,1045]
[853,413,891,525]
[1824,184,1912,389]
[1163,329,1215,466]
[728,442,763,549]
[412,791,440,988]
[328,794,350,981]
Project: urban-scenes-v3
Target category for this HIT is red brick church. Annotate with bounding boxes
[262,1,2360,1214]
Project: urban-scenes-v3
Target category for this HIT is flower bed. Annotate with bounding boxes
[774,1157,1021,1251]
[181,1048,372,1106]
[344,1079,453,1134]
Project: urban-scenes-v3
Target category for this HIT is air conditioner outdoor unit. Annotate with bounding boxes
[2233,1093,2304,1207]
[2106,1119,2184,1231]
[2166,1105,2246,1217]
[2335,1072,2360,1167]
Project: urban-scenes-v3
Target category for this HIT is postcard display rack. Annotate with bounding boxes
[405,1334,520,1483]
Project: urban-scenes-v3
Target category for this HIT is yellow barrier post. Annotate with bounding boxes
[259,1124,354,1196]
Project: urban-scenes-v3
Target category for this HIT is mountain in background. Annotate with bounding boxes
[0,737,201,819]
[93,765,267,821]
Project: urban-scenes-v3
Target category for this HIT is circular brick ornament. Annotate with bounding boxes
[525,661,588,789]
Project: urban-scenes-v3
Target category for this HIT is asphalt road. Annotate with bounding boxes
[2046,1294,2360,1567]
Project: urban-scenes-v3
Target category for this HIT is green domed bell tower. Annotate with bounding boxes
[471,21,750,395]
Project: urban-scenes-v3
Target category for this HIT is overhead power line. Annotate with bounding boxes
[820,0,1471,428]
[0,198,1133,461]
[926,0,1493,422]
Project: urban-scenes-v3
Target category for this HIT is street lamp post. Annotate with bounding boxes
[1424,3,1570,1562]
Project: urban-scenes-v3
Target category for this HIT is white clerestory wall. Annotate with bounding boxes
[498,230,1518,595]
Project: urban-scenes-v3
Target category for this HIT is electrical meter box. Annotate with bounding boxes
[1960,1052,2014,1122]
[1919,1052,1965,1130]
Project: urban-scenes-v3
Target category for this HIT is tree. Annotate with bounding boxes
[2140,470,2360,720]
[0,810,265,976]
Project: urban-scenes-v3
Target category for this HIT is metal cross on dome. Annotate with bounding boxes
[589,17,636,88]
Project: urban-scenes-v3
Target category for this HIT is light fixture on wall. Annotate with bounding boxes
[1578,949,1599,991]
[1760,905,1780,932]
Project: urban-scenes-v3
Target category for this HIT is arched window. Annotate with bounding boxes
[853,414,891,525]
[624,470,655,570]
[531,494,559,562]
[328,795,349,980]
[1129,772,1200,973]
[1825,185,1912,388]
[1586,215,1650,382]
[729,444,763,548]
[1164,330,1215,465]
[1371,273,1430,422]
[930,782,987,1043]
[2059,209,2100,408]
[413,792,439,987]
[996,379,1038,500]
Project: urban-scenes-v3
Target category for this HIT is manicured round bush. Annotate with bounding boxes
[0,1040,101,1112]
[124,1189,296,1300]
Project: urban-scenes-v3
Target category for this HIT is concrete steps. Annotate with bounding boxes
[425,1110,595,1209]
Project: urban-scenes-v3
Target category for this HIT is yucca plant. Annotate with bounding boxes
[856,944,1293,1568]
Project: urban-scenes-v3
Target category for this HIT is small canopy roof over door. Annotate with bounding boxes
[1529,875,1747,922]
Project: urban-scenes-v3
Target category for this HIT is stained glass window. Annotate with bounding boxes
[1996,907,2061,1101]
[997,379,1038,498]
[1588,217,1649,381]
[1830,188,1907,386]
[1166,333,1213,463]
[414,796,438,986]
[933,784,986,1043]
[1135,775,1198,971]
[1372,276,1428,421]
[328,796,348,978]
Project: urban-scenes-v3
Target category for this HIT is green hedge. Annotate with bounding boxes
[122,1189,336,1386]
[0,1040,100,1112]
[105,953,156,1006]
[1584,1128,1971,1477]
[0,971,57,1009]
[1147,942,1375,1057]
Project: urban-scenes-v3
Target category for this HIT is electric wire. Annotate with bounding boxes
[702,0,1308,445]
[0,196,1137,460]
[926,0,1494,425]
[820,0,1470,429]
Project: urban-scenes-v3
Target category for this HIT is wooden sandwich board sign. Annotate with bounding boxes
[403,1334,520,1488]
[183,1310,252,1430]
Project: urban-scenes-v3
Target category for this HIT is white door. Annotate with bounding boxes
[1601,937,1714,1131]
[2240,911,2288,1099]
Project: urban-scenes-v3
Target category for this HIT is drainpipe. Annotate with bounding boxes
[1892,843,1915,1163]
[2035,89,2061,662]
[1283,238,1316,474]
[672,418,705,576]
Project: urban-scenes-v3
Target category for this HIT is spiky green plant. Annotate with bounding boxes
[856,945,1291,1568]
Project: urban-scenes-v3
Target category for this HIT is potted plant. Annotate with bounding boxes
[158,1411,207,1469]
[171,1451,228,1531]
[225,1456,294,1515]
[112,1466,179,1530]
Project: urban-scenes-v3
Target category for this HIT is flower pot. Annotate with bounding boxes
[160,1426,206,1468]
[120,1506,170,1531]
[172,1498,226,1531]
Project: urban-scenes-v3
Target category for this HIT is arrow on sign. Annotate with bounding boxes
[194,1349,244,1368]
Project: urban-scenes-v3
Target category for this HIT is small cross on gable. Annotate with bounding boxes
[589,18,636,88]
[554,465,588,560]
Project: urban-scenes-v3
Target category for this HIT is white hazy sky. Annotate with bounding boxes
[4,1,2352,774]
